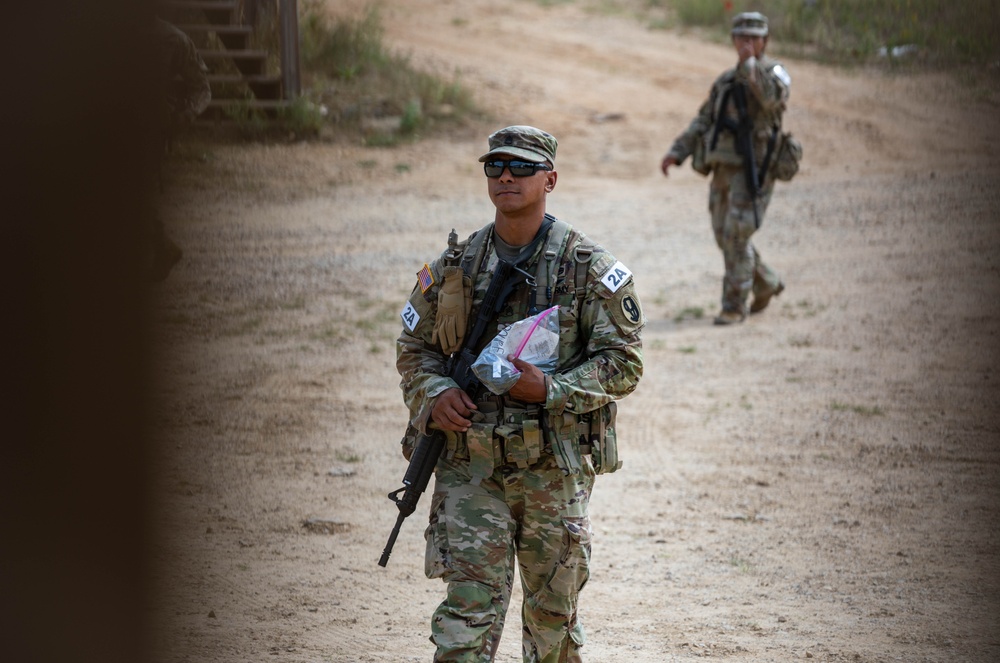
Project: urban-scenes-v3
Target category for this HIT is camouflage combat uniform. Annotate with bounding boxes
[147,19,210,281]
[155,18,211,128]
[397,218,644,662]
[666,51,789,317]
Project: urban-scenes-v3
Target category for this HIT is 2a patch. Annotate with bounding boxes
[401,301,420,332]
[600,260,633,293]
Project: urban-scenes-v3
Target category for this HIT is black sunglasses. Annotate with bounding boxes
[483,159,552,178]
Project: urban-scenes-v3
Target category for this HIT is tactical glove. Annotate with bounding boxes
[431,266,472,355]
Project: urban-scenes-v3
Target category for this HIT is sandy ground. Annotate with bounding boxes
[148,1,1000,661]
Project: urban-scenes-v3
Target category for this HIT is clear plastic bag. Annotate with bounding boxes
[472,306,560,395]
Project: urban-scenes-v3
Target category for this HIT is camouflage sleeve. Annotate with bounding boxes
[546,250,644,415]
[667,74,726,164]
[178,39,211,118]
[666,90,715,164]
[737,56,790,114]
[395,257,458,434]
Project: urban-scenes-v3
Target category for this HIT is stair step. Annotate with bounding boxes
[201,98,292,120]
[161,1,238,25]
[207,74,283,100]
[208,99,289,110]
[207,74,281,84]
[198,50,269,60]
[175,24,252,35]
[161,1,238,9]
[177,23,252,50]
[198,49,269,76]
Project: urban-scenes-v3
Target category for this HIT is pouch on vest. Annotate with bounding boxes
[589,401,622,474]
[548,412,584,476]
[773,131,802,182]
[496,424,527,468]
[465,422,497,485]
[691,133,711,176]
[431,265,472,355]
[400,424,419,461]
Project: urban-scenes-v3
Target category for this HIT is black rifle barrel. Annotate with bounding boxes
[378,430,445,567]
[378,260,515,567]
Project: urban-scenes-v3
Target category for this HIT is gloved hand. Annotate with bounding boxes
[431,266,471,355]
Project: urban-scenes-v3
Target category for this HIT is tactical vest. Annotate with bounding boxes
[440,218,621,478]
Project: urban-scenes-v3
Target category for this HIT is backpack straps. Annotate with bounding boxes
[460,222,493,281]
[533,214,568,314]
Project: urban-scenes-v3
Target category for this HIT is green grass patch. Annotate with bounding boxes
[673,306,705,323]
[335,449,363,464]
[299,2,479,143]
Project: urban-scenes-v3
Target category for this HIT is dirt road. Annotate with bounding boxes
[149,1,1000,661]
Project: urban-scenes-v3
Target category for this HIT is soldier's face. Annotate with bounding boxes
[486,153,557,216]
[733,35,766,61]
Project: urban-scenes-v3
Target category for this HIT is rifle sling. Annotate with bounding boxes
[448,216,556,389]
[711,82,779,188]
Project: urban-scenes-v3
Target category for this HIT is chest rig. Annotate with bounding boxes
[437,217,619,479]
[448,215,592,321]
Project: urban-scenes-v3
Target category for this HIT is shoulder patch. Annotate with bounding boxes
[619,293,642,326]
[401,301,420,332]
[772,64,791,88]
[599,260,633,294]
[417,263,435,294]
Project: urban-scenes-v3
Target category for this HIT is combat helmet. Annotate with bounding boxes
[731,12,768,37]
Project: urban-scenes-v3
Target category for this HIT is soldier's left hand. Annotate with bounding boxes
[506,357,546,403]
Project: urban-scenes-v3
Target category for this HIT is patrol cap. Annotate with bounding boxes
[731,12,768,37]
[478,125,557,164]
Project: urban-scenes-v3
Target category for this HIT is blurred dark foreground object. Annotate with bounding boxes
[0,2,162,662]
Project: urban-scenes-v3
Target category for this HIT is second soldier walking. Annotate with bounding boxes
[661,12,797,325]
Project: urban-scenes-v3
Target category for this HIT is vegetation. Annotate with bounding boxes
[221,0,997,140]
[643,0,1000,66]
[295,1,478,144]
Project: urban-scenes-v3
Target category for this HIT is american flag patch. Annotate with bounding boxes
[417,263,435,293]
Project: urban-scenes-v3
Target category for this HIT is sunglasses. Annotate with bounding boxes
[483,159,552,178]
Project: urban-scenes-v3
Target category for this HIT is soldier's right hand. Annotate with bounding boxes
[431,388,478,433]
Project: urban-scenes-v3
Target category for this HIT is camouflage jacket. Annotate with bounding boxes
[397,218,644,436]
[156,18,211,126]
[667,55,790,170]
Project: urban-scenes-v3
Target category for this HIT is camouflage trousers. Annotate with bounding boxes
[709,165,782,314]
[425,452,595,662]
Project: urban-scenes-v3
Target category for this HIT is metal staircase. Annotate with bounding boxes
[160,0,299,120]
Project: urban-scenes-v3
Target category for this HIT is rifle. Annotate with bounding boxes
[378,258,515,567]
[710,81,762,229]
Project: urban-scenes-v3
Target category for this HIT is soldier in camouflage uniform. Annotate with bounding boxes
[397,126,644,662]
[661,12,789,325]
[156,17,211,132]
[148,18,211,281]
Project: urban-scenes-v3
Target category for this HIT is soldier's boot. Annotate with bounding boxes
[750,280,784,314]
[713,309,746,326]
